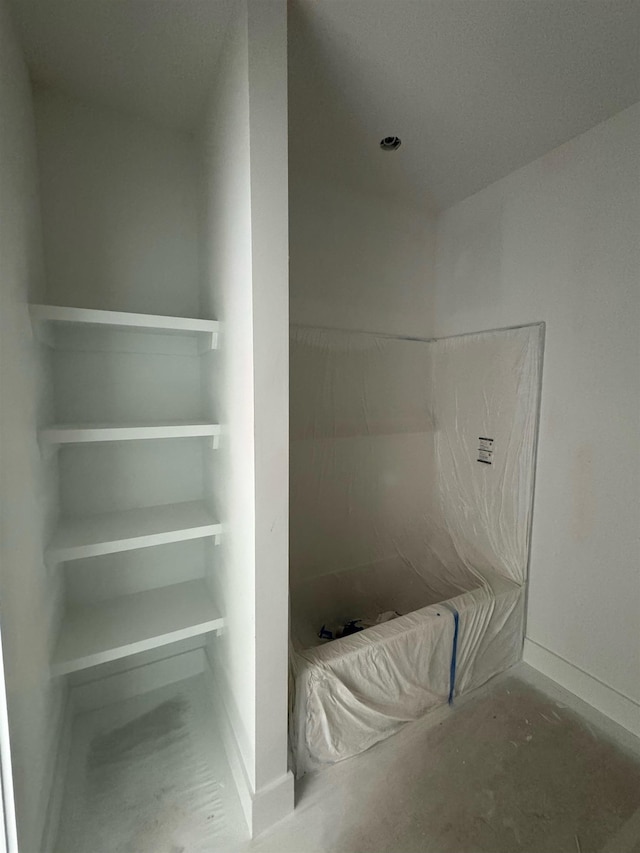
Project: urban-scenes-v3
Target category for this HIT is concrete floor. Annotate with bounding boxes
[248,665,640,853]
[56,663,640,853]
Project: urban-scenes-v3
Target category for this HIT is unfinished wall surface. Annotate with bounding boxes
[289,173,435,336]
[34,87,201,316]
[0,2,63,850]
[433,104,640,734]
[199,0,292,835]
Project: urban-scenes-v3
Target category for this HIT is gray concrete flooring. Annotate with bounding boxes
[247,664,640,853]
[56,663,640,853]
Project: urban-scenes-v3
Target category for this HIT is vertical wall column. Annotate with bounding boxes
[199,0,293,837]
[247,0,291,809]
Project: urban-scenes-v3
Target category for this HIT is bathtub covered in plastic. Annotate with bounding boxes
[289,324,543,774]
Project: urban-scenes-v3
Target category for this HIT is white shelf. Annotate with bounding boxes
[30,304,220,350]
[52,579,224,676]
[47,500,221,564]
[40,421,221,446]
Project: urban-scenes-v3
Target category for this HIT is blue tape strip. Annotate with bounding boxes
[444,606,459,705]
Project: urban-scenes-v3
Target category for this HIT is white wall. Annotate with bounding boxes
[199,0,292,835]
[0,2,63,850]
[433,105,640,730]
[289,330,434,585]
[33,90,212,683]
[287,118,438,620]
[200,0,256,801]
[289,87,639,736]
[289,173,435,336]
[34,87,201,317]
[247,0,291,808]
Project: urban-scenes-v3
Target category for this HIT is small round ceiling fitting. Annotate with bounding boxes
[380,136,401,151]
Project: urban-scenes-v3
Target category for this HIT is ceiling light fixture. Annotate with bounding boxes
[380,136,401,151]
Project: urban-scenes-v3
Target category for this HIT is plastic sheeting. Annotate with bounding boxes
[291,571,524,774]
[55,677,246,853]
[289,324,543,774]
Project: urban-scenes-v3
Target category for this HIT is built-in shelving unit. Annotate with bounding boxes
[52,579,224,676]
[33,303,224,677]
[47,500,221,564]
[30,304,220,350]
[40,421,221,446]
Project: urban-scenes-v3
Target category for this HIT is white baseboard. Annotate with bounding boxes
[250,769,295,838]
[523,638,640,740]
[203,648,294,838]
